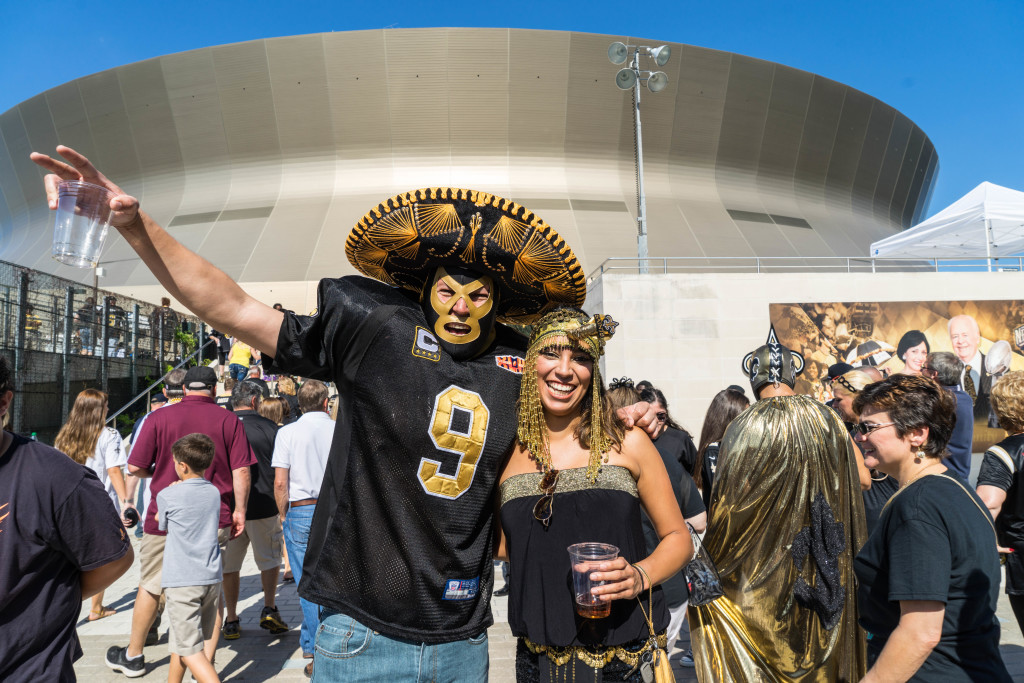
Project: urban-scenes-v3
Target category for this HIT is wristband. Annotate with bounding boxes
[631,562,651,592]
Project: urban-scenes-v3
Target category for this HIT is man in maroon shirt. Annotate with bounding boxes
[106,366,255,677]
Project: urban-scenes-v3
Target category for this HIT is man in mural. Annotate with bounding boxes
[949,314,996,427]
[689,328,868,682]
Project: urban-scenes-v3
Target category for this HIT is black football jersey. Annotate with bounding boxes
[268,276,527,643]
[978,433,1024,548]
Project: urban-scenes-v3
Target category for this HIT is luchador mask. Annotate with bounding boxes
[423,266,498,360]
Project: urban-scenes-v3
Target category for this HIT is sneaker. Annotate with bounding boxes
[105,646,146,678]
[678,649,696,667]
[259,606,289,634]
[223,618,241,640]
[493,585,510,597]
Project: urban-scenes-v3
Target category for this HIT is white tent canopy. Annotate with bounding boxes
[870,181,1024,261]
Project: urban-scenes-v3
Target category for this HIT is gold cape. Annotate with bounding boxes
[690,394,867,682]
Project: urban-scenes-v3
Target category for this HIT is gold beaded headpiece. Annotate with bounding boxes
[517,308,619,481]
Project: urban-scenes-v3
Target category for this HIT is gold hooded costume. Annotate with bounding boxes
[690,394,868,682]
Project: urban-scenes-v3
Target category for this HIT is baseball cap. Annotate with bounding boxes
[183,366,218,390]
[822,362,855,382]
[242,378,271,398]
[150,394,169,405]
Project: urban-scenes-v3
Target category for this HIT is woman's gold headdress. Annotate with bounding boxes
[517,309,619,481]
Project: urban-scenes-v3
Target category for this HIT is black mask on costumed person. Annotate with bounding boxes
[421,265,499,361]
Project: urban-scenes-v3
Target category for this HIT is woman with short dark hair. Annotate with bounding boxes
[852,374,1010,681]
[896,330,930,376]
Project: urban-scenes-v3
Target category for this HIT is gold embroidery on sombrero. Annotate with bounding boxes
[489,215,531,254]
[513,232,564,285]
[355,244,394,285]
[461,213,484,262]
[415,202,463,237]
[368,208,420,261]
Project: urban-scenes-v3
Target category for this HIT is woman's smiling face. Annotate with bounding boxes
[535,346,593,418]
[903,342,928,374]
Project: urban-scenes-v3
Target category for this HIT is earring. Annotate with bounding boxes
[915,448,925,462]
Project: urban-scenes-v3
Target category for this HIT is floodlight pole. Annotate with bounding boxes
[631,49,649,274]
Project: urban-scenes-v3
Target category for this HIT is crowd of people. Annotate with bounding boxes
[1,144,1022,683]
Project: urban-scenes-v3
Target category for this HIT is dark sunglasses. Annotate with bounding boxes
[533,469,561,528]
[655,412,668,422]
[854,421,896,436]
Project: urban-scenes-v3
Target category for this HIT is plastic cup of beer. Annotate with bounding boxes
[51,180,116,267]
[568,542,619,619]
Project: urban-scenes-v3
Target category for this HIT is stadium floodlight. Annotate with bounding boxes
[647,71,669,93]
[649,45,671,67]
[606,42,674,273]
[615,68,638,90]
[608,42,629,65]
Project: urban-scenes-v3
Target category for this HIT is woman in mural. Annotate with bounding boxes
[896,330,930,376]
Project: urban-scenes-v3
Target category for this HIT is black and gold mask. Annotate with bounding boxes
[423,266,498,360]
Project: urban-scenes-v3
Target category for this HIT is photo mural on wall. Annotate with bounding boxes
[770,300,1024,452]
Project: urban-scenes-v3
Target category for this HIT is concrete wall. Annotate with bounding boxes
[589,271,1024,436]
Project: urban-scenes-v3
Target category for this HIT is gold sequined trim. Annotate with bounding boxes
[499,465,637,507]
[522,633,668,669]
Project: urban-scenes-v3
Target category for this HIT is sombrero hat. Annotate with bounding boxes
[346,188,586,323]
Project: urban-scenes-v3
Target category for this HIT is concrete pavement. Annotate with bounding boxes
[73,536,1024,681]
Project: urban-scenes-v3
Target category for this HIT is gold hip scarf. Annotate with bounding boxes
[690,395,868,682]
[522,633,668,682]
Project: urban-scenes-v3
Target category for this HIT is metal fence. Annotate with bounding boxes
[0,259,202,442]
[587,255,1024,279]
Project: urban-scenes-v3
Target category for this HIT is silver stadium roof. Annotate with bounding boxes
[0,28,937,287]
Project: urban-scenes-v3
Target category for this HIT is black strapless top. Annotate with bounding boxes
[499,465,668,647]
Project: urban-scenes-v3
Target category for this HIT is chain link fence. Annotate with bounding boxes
[0,259,204,443]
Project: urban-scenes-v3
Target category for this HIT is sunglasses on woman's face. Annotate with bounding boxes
[533,469,561,528]
[656,413,668,422]
[854,421,896,436]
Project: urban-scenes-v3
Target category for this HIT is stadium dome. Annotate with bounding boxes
[0,28,937,288]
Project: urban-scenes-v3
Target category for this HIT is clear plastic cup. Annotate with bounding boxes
[567,542,619,619]
[51,180,115,267]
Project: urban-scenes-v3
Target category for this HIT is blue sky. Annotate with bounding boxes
[3,0,1021,215]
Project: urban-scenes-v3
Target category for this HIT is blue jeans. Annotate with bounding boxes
[228,363,248,381]
[313,610,488,683]
[283,505,321,655]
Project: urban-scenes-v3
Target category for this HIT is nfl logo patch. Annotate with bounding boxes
[495,355,524,374]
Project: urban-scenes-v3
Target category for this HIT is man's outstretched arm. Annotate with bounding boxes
[31,145,283,355]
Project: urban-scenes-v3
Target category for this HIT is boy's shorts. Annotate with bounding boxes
[165,584,220,656]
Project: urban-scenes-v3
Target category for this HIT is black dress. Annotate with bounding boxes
[500,465,668,683]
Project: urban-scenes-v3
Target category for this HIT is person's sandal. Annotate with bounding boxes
[89,606,117,621]
[223,619,241,640]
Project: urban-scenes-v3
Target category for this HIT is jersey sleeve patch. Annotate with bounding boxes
[412,326,442,362]
[495,355,524,374]
[442,576,480,601]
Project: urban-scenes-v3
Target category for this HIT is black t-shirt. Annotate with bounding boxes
[266,276,526,643]
[862,474,899,538]
[0,433,132,682]
[976,433,1024,549]
[654,426,697,476]
[641,440,705,607]
[235,410,280,520]
[853,473,1010,682]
